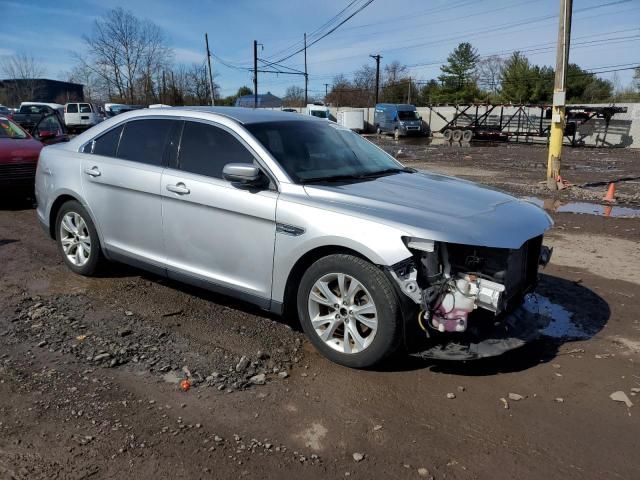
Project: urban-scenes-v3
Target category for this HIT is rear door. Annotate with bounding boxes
[78,103,95,126]
[161,119,278,306]
[81,118,179,272]
[65,103,79,126]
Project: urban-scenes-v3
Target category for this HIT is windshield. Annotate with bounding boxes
[0,118,29,139]
[246,121,404,183]
[310,110,329,119]
[19,105,47,114]
[398,110,419,121]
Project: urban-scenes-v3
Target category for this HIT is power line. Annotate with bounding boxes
[271,0,375,64]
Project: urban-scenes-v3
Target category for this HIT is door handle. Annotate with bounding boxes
[84,166,101,177]
[166,183,190,195]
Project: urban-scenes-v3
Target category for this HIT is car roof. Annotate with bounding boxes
[20,102,64,108]
[167,106,318,125]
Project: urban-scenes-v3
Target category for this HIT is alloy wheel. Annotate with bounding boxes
[307,272,378,354]
[59,212,91,267]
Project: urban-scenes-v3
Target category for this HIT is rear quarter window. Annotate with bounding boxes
[91,124,124,157]
[66,104,78,113]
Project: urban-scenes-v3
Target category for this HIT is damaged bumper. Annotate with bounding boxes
[389,237,554,360]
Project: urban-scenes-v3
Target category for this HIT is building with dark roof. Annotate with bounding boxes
[0,78,84,106]
[235,92,282,108]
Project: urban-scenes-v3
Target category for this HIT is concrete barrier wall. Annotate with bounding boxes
[270,103,640,148]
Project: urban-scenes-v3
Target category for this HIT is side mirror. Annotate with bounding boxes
[223,163,266,187]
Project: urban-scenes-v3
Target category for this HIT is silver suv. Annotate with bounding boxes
[35,107,552,368]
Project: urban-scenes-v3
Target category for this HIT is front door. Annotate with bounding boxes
[161,120,278,307]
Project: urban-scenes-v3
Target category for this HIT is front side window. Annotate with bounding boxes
[91,124,124,156]
[246,121,403,183]
[34,115,64,137]
[66,104,78,113]
[177,121,254,179]
[116,119,175,166]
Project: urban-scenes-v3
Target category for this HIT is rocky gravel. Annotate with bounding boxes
[4,293,304,395]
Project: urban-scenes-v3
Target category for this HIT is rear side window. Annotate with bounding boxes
[117,119,175,166]
[91,124,123,156]
[79,104,92,113]
[66,104,78,113]
[178,121,254,179]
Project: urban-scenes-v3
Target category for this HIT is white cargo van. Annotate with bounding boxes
[64,102,102,131]
[306,103,330,120]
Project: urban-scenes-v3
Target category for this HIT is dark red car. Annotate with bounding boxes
[0,114,68,195]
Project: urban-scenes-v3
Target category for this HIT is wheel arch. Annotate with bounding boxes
[280,245,376,318]
[48,193,105,252]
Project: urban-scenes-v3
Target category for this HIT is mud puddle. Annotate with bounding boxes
[523,197,640,218]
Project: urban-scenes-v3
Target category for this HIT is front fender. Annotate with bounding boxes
[271,199,412,303]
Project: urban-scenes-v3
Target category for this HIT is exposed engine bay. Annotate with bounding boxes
[389,236,552,358]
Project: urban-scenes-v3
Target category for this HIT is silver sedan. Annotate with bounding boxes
[35,107,552,368]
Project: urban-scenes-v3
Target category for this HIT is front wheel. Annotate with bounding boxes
[297,254,402,368]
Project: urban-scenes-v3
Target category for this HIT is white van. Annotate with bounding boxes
[64,102,102,131]
[306,103,330,120]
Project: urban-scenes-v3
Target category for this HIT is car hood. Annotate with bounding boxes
[0,137,43,164]
[303,171,552,249]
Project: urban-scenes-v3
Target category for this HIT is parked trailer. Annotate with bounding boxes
[427,104,627,146]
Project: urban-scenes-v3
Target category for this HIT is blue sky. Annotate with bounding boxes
[1,0,639,98]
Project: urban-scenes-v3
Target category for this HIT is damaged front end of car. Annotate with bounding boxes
[389,236,554,360]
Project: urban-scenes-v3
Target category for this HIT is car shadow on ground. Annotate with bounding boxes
[0,196,35,211]
[56,257,611,376]
[378,274,610,375]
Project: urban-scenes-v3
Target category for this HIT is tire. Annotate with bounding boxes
[452,129,463,142]
[442,129,453,141]
[394,128,400,140]
[297,254,402,368]
[376,125,382,135]
[55,200,103,276]
[462,129,473,142]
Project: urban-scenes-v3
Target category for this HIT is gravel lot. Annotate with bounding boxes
[1,140,639,479]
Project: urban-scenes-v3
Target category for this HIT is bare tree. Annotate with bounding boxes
[283,85,305,107]
[65,64,106,103]
[0,53,46,104]
[77,8,172,104]
[477,55,505,95]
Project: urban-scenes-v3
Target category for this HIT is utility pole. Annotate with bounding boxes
[324,83,329,100]
[253,40,258,108]
[370,54,382,105]
[204,33,215,106]
[547,0,573,189]
[408,77,412,104]
[304,33,308,106]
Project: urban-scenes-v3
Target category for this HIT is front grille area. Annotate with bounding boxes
[0,163,37,187]
[447,235,543,312]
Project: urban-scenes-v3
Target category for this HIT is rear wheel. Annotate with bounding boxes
[297,254,402,368]
[443,129,453,141]
[55,200,103,276]
[462,129,473,142]
[452,129,463,142]
[394,128,400,140]
[376,125,382,135]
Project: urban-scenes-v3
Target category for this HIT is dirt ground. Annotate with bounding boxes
[1,140,639,480]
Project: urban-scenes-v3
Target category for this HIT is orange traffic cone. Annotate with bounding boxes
[603,182,616,202]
